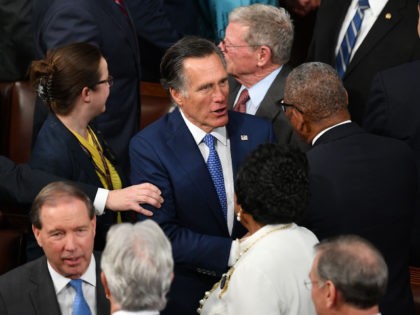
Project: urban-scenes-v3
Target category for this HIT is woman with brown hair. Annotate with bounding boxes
[29,42,131,255]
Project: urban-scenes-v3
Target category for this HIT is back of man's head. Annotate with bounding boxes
[284,62,348,122]
[101,220,173,312]
[229,4,293,65]
[314,235,388,310]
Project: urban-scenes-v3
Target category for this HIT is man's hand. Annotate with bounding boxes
[105,183,163,216]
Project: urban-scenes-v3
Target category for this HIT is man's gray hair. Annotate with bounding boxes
[315,235,388,309]
[101,220,174,311]
[284,62,348,121]
[229,4,293,65]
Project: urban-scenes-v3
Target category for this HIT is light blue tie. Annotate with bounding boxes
[69,279,91,315]
[336,0,370,78]
[203,134,227,219]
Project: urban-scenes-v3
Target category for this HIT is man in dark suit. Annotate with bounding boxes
[219,4,308,151]
[130,37,275,315]
[307,0,420,124]
[33,0,141,170]
[283,62,417,315]
[0,182,109,314]
[363,2,420,265]
[0,155,163,217]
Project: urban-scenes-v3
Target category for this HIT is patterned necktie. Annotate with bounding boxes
[203,134,227,219]
[233,89,249,113]
[114,0,128,16]
[336,0,370,78]
[69,279,91,315]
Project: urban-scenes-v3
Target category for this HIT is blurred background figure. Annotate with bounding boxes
[307,0,420,124]
[198,144,318,315]
[310,235,388,315]
[101,220,173,315]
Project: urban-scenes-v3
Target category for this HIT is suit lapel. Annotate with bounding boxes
[94,252,110,314]
[228,76,241,109]
[166,109,228,230]
[29,257,61,315]
[345,0,405,78]
[328,0,353,64]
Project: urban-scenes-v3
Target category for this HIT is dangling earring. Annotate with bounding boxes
[236,210,241,222]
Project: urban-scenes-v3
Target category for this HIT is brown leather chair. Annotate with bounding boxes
[410,266,420,315]
[140,81,172,129]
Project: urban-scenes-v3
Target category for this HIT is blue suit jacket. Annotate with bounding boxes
[303,122,417,315]
[130,108,275,315]
[33,0,141,170]
[30,114,128,251]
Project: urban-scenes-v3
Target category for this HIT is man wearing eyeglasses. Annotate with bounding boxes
[283,62,417,315]
[219,4,308,151]
[309,235,388,315]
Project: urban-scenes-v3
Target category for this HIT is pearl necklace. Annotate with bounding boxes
[197,223,293,314]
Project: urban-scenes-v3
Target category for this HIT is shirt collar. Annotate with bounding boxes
[179,107,227,146]
[312,120,351,145]
[48,254,97,294]
[239,66,282,112]
[350,0,387,17]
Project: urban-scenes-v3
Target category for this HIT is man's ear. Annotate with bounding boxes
[169,87,183,107]
[325,280,338,309]
[101,271,111,299]
[256,45,272,67]
[32,225,43,248]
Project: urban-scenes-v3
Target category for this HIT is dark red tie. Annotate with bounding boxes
[114,0,128,16]
[233,89,249,113]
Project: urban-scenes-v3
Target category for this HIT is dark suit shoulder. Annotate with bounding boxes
[0,257,44,288]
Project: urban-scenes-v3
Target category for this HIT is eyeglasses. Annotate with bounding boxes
[304,279,323,290]
[95,75,114,87]
[279,99,304,114]
[218,38,261,53]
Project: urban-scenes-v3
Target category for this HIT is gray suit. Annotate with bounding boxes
[0,253,109,315]
[228,65,309,151]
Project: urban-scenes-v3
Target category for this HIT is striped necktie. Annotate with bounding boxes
[203,134,227,219]
[336,0,370,78]
[233,89,249,113]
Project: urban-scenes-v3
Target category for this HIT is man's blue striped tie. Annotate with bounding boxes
[203,134,227,220]
[336,0,370,78]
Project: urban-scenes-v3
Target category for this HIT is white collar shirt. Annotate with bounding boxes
[312,120,352,145]
[48,254,97,315]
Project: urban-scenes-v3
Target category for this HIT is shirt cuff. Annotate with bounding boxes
[93,188,109,215]
[228,239,240,266]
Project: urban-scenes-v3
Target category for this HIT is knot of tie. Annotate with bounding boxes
[70,279,91,315]
[358,0,370,10]
[233,89,249,113]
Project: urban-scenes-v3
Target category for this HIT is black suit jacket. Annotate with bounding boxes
[307,0,420,124]
[303,122,417,315]
[0,253,109,314]
[0,155,96,206]
[363,60,420,265]
[228,66,309,151]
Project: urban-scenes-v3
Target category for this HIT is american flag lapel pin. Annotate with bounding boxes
[241,135,248,141]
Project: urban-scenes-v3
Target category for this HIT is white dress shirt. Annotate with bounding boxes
[235,67,282,115]
[312,120,351,145]
[335,0,388,61]
[48,254,97,315]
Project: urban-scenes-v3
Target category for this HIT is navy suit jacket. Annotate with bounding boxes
[228,65,309,151]
[307,0,420,124]
[129,108,275,315]
[0,253,109,315]
[30,114,128,251]
[363,60,420,265]
[33,0,142,170]
[303,122,417,315]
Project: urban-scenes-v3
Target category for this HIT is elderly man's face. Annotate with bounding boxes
[33,196,96,279]
[219,22,259,78]
[172,53,229,133]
